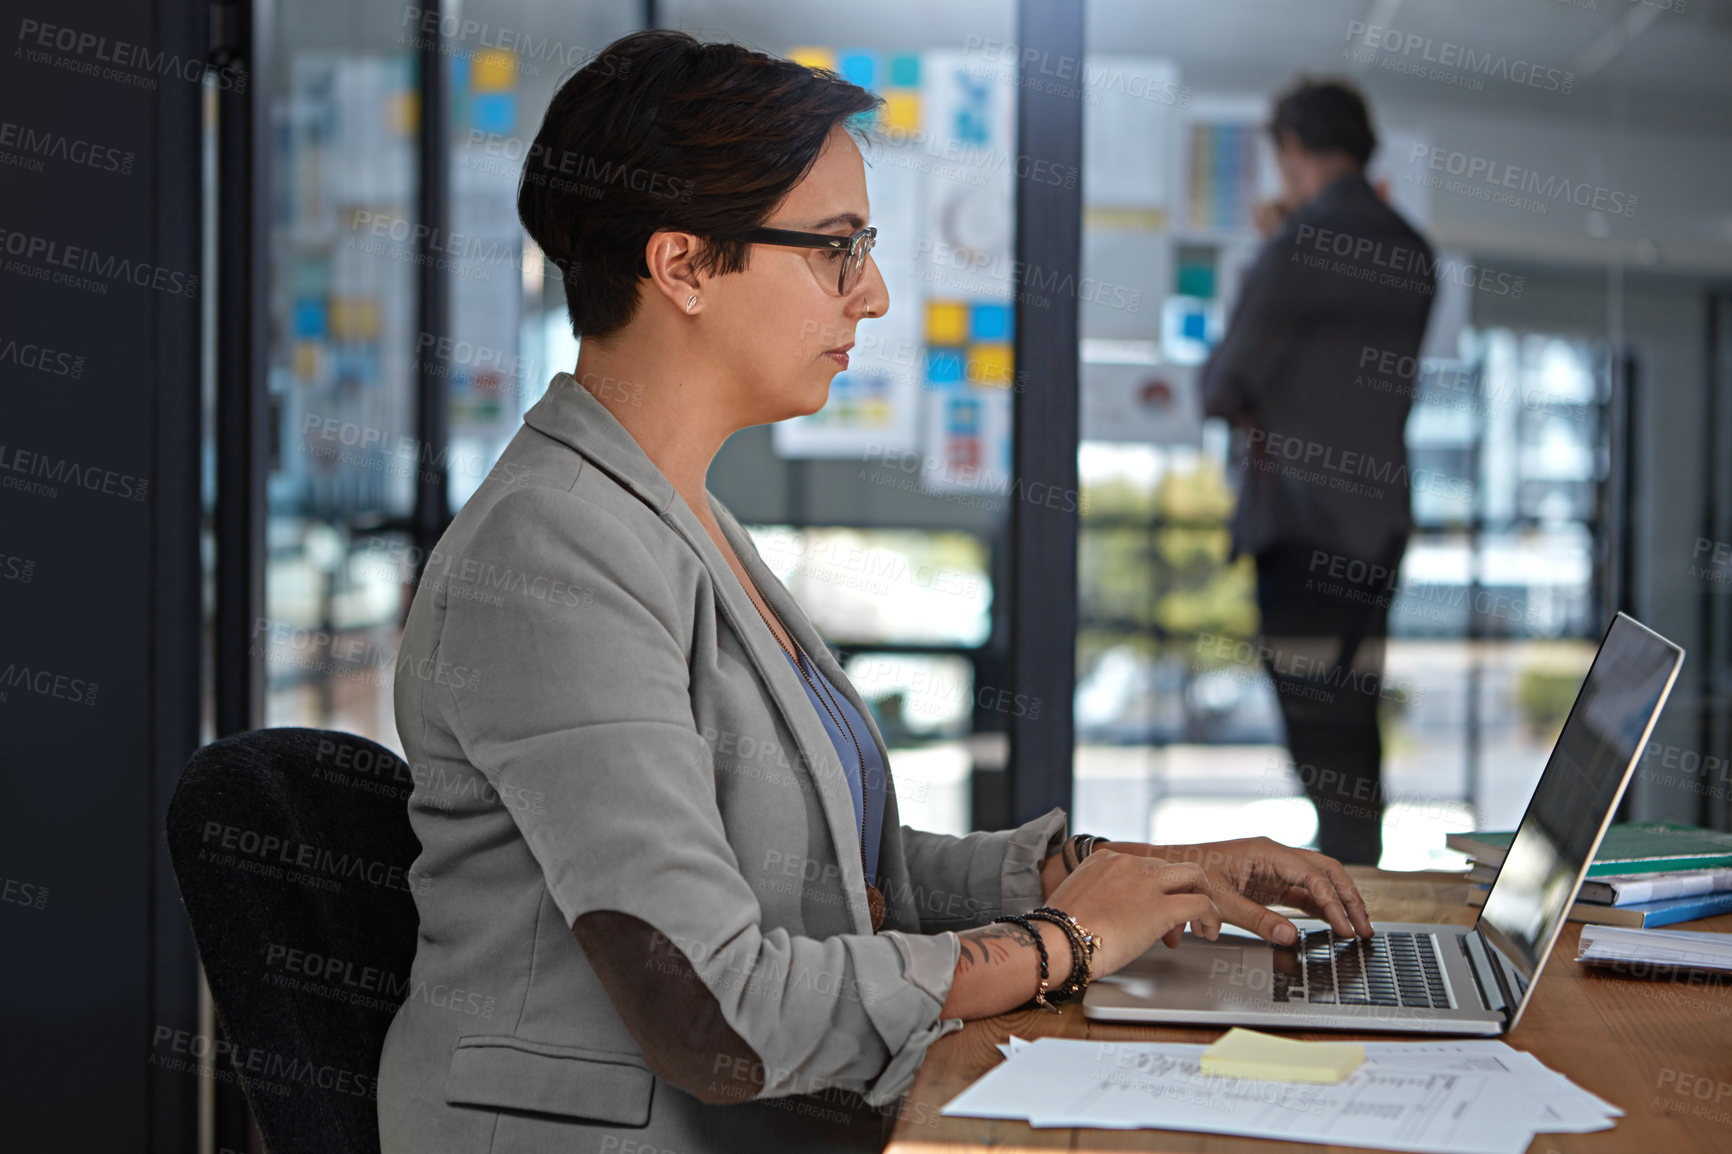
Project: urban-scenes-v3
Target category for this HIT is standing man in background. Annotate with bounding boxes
[1201,78,1436,865]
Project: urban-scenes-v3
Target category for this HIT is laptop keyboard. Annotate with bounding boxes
[1271,929,1450,1008]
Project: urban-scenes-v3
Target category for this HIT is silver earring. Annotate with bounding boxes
[686,294,697,310]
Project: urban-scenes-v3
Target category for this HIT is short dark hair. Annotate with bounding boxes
[517,30,884,341]
[1269,78,1376,167]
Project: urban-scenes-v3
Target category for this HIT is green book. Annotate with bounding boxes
[1447,821,1732,878]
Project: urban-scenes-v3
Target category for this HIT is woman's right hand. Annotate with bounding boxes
[1044,849,1224,978]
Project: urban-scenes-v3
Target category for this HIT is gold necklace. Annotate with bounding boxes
[738,567,887,933]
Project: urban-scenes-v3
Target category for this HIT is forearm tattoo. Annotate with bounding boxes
[954,920,1037,972]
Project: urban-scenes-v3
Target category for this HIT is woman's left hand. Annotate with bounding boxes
[1086,837,1374,945]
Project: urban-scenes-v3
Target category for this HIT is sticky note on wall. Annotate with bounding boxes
[968,343,1013,388]
[924,300,970,346]
[882,90,920,133]
[787,47,836,72]
[471,48,517,92]
[1199,1028,1364,1084]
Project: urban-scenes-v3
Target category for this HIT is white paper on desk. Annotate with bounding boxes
[1330,1040,1622,1124]
[1459,1046,1623,1121]
[948,1038,1615,1154]
[959,1039,1508,1152]
[1361,1041,1621,1115]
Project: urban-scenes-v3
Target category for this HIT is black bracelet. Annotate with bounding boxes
[1033,904,1102,972]
[991,914,1060,1013]
[1026,906,1101,1005]
[1064,834,1111,873]
[1023,909,1085,1001]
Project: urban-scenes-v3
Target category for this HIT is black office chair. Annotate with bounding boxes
[166,728,423,1154]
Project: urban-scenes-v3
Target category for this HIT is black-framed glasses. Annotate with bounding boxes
[731,225,877,295]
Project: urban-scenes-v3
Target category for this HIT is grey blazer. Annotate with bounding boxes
[377,372,1069,1154]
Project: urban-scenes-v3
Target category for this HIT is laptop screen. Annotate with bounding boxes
[1476,614,1684,1005]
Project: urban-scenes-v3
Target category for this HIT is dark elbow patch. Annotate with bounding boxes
[573,910,765,1105]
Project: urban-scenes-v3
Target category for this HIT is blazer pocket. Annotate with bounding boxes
[444,1034,655,1126]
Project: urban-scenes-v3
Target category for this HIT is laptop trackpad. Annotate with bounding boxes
[1099,937,1252,1006]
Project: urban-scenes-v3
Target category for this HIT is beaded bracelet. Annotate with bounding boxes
[1025,906,1101,1005]
[990,913,1062,1013]
[1035,904,1102,974]
[1023,909,1085,1002]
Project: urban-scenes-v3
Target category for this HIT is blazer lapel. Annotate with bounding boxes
[707,502,897,791]
[520,372,880,934]
[665,496,875,934]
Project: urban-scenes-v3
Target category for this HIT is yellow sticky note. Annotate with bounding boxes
[968,342,1014,387]
[787,47,837,72]
[291,340,323,383]
[925,300,970,346]
[882,90,921,133]
[389,90,417,137]
[1199,1028,1364,1084]
[328,297,381,341]
[470,49,517,93]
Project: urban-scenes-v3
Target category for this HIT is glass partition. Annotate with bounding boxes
[675,1,1023,836]
[255,1,1025,838]
[260,5,422,742]
[257,2,637,747]
[1073,0,1617,866]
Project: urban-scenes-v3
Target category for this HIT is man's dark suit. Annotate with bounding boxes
[1201,173,1436,864]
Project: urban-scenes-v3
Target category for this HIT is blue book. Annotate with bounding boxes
[1570,889,1732,929]
[1465,884,1732,927]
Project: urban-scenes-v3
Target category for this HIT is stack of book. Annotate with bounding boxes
[1576,924,1732,974]
[1452,821,1732,928]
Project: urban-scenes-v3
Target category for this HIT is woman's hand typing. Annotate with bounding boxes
[937,850,1224,1020]
[1043,850,1224,967]
[1108,836,1374,945]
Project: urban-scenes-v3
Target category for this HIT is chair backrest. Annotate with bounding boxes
[166,728,422,1154]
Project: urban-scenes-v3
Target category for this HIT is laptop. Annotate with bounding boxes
[1083,611,1685,1035]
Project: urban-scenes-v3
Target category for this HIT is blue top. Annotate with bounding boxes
[782,649,887,884]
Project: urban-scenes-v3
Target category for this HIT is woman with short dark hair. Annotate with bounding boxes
[378,29,1370,1153]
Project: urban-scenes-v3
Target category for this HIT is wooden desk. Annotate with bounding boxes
[888,868,1732,1153]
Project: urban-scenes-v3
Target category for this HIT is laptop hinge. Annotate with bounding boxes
[1460,931,1513,1024]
